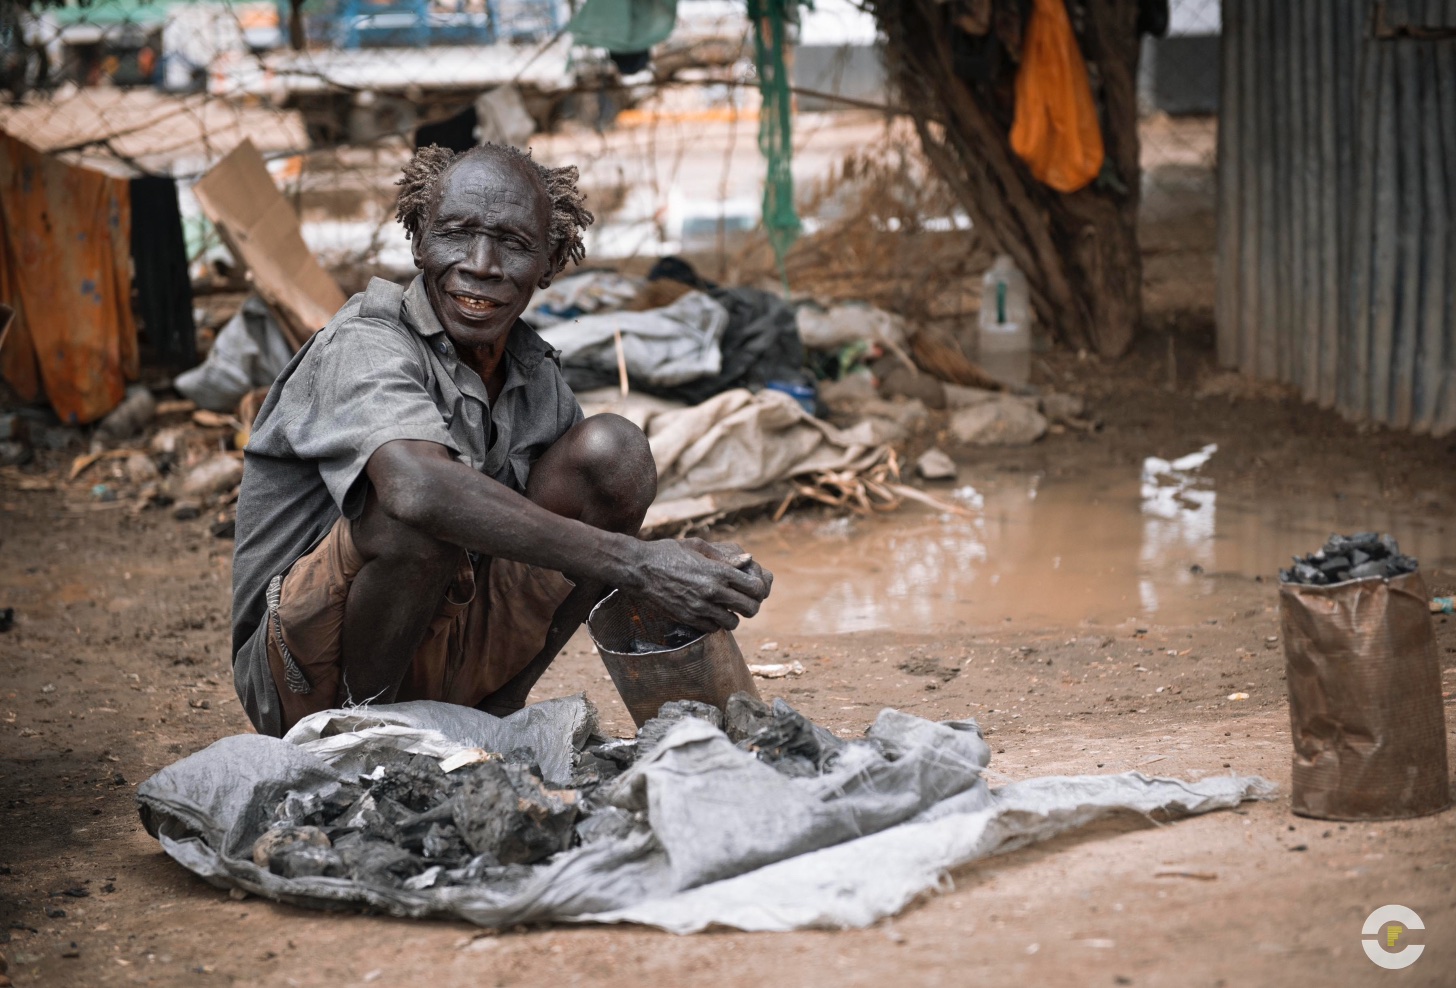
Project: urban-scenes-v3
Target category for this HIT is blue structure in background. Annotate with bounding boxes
[280,0,561,50]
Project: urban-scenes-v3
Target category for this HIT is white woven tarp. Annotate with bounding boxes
[136,696,1273,932]
[537,290,727,387]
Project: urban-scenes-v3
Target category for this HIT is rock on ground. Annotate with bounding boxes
[949,398,1048,446]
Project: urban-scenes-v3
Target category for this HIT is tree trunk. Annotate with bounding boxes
[871,0,1144,357]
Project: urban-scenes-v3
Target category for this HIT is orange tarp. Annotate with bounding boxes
[0,132,138,424]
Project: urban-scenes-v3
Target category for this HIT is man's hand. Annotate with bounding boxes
[625,538,774,631]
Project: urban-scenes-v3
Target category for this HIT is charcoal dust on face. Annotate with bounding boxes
[414,154,553,354]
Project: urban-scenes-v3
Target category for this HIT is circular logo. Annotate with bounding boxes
[1363,905,1425,970]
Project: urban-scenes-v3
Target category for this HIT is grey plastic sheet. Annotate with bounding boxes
[137,696,1273,932]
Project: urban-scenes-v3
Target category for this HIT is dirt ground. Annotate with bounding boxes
[2,324,1454,987]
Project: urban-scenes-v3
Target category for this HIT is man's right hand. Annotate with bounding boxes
[624,538,772,631]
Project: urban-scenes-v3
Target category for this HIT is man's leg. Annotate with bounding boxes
[338,487,463,706]
[337,413,655,710]
[477,413,656,715]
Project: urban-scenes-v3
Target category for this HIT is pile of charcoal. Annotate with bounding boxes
[251,694,855,888]
[1279,532,1418,586]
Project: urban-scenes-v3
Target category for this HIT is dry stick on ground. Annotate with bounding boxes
[868,0,1145,357]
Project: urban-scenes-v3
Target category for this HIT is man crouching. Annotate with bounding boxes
[229,143,771,736]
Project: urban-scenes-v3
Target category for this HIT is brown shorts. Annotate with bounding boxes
[264,516,574,733]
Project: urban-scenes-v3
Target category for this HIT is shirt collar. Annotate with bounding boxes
[403,275,555,373]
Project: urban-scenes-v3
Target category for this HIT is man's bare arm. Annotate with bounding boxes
[365,438,768,629]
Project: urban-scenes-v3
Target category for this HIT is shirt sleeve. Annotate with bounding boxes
[271,316,456,518]
[557,367,585,434]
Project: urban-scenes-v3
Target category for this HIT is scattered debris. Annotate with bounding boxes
[181,454,244,498]
[1153,869,1218,881]
[747,661,805,679]
[949,398,1048,446]
[93,386,157,445]
[172,501,202,521]
[1280,532,1417,585]
[915,448,957,481]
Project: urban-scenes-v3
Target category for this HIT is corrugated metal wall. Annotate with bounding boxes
[1216,0,1456,434]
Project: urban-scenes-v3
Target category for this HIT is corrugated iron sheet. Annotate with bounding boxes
[1381,0,1456,30]
[1216,0,1456,435]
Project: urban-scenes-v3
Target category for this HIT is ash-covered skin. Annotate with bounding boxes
[411,152,555,390]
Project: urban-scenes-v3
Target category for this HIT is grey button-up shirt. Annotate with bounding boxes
[230,275,582,735]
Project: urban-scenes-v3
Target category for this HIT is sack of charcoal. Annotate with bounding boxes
[1278,533,1450,820]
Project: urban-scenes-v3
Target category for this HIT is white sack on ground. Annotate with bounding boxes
[135,697,1273,933]
[174,296,293,411]
[521,271,643,329]
[646,388,884,501]
[796,302,910,352]
[537,290,726,387]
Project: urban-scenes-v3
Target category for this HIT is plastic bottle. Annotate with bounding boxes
[978,255,1033,386]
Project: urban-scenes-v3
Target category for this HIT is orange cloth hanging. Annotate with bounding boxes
[0,132,137,424]
[1009,0,1106,194]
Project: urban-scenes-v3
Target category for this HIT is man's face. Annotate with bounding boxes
[413,154,553,352]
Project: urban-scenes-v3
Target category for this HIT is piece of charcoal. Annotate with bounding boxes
[270,790,328,828]
[335,838,426,887]
[724,691,775,744]
[573,737,638,789]
[636,700,724,756]
[421,822,470,863]
[368,758,451,813]
[575,806,643,845]
[332,792,409,843]
[451,762,578,865]
[1318,555,1351,575]
[269,842,344,879]
[741,699,847,777]
[626,625,700,653]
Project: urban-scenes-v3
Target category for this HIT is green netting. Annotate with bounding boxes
[747,0,801,280]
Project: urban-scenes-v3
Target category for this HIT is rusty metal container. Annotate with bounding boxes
[1280,571,1451,820]
[588,591,761,728]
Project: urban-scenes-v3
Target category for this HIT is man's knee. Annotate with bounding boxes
[353,493,460,578]
[530,414,657,531]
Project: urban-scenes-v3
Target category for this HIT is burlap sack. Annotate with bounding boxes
[1280,571,1450,820]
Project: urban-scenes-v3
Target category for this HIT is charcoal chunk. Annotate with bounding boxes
[724,692,775,744]
[740,699,846,778]
[269,842,344,879]
[636,700,724,756]
[451,762,578,865]
[1280,533,1418,585]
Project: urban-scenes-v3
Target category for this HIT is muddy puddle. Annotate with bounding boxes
[739,446,1456,636]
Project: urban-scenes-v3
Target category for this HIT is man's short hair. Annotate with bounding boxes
[395,143,593,277]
